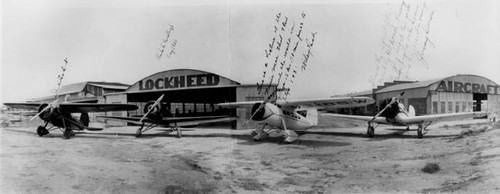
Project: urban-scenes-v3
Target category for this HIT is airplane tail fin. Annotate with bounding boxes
[408,105,416,117]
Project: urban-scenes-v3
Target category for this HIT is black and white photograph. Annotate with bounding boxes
[1,0,499,193]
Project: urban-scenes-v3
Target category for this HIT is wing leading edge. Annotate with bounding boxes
[217,97,375,109]
[3,103,138,113]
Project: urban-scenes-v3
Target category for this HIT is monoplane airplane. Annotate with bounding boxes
[217,96,375,143]
[323,92,490,138]
[3,100,138,139]
[98,95,237,138]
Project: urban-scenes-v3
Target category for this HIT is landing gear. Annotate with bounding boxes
[281,118,298,143]
[62,129,73,139]
[136,127,142,137]
[283,129,299,144]
[367,122,375,138]
[174,123,182,138]
[36,126,49,137]
[417,124,423,138]
[252,124,268,141]
[135,122,157,138]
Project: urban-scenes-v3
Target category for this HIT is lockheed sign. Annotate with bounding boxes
[138,73,220,90]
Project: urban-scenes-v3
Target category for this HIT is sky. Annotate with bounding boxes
[1,0,499,103]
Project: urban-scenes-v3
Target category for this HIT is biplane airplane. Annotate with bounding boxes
[98,95,237,138]
[323,92,491,138]
[217,95,375,143]
[3,100,138,139]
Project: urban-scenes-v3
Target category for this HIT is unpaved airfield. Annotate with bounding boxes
[1,119,499,193]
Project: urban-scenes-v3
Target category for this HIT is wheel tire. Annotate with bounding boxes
[43,128,49,136]
[177,129,182,138]
[135,128,142,137]
[417,128,423,138]
[63,130,71,139]
[367,126,375,138]
[37,126,45,137]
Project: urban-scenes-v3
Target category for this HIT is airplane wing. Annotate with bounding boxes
[217,97,375,109]
[175,117,238,127]
[323,111,490,125]
[321,113,390,124]
[3,103,41,110]
[217,101,261,108]
[4,103,137,113]
[59,103,138,113]
[97,116,154,125]
[278,97,375,109]
[98,115,236,126]
[396,111,490,125]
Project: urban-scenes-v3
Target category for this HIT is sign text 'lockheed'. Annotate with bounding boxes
[139,74,220,90]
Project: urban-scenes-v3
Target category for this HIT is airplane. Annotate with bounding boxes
[217,95,375,143]
[98,95,237,138]
[322,92,491,138]
[3,100,138,139]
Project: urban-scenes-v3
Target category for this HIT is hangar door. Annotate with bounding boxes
[126,87,236,117]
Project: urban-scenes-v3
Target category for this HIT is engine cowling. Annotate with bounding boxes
[250,103,277,121]
[37,103,51,120]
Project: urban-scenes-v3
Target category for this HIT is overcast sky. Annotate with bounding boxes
[1,0,499,103]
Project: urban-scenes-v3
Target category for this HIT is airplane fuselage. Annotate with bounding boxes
[251,103,317,131]
[40,106,83,131]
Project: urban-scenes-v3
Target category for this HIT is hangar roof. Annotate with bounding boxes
[375,78,442,94]
[375,74,499,94]
[126,68,240,93]
[58,81,129,95]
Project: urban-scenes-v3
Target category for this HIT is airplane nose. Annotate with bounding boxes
[251,103,266,121]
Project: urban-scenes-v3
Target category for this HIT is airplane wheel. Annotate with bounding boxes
[176,128,182,138]
[37,126,46,137]
[367,126,375,138]
[135,128,142,137]
[417,128,423,138]
[63,130,72,139]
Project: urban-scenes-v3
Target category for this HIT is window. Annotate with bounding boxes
[456,102,460,113]
[184,103,194,114]
[171,103,183,115]
[448,102,453,113]
[297,110,307,117]
[462,102,467,112]
[440,102,446,114]
[432,101,438,114]
[196,103,205,113]
[205,104,212,112]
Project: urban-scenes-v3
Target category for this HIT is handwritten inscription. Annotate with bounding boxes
[51,58,69,97]
[257,12,317,101]
[156,24,178,60]
[370,1,435,86]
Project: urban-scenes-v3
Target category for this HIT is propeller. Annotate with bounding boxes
[243,91,277,127]
[370,92,405,122]
[139,94,164,123]
[31,99,59,121]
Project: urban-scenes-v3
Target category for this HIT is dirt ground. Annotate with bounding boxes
[1,119,499,193]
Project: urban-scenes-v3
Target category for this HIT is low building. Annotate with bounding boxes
[338,74,500,116]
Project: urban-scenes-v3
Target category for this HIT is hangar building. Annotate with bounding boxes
[103,69,276,129]
[28,81,129,103]
[344,74,500,116]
